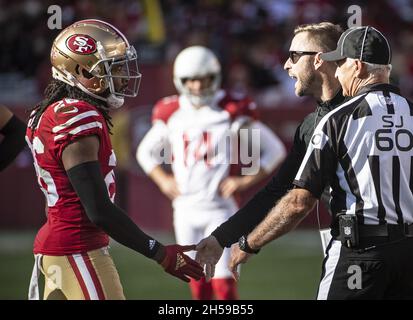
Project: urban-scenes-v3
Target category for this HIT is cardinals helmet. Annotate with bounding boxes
[173,46,221,106]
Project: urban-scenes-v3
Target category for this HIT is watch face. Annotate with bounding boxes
[239,236,246,250]
[239,235,259,254]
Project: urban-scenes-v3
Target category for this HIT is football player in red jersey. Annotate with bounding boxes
[0,105,26,171]
[137,46,286,299]
[26,19,203,300]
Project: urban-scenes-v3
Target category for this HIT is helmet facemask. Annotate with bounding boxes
[175,73,221,107]
[93,44,141,99]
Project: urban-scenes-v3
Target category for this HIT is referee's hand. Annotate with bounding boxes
[195,236,224,281]
[229,245,252,282]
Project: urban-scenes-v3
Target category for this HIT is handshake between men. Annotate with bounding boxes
[158,245,205,282]
[167,237,254,283]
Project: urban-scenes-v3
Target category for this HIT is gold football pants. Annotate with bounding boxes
[39,247,125,300]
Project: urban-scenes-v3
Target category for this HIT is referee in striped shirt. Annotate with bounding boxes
[223,26,413,299]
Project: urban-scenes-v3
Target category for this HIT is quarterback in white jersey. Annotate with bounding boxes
[137,46,286,300]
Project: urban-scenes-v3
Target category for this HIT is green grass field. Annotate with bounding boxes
[0,230,324,300]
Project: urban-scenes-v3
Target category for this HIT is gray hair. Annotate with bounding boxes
[347,58,392,77]
[364,61,392,75]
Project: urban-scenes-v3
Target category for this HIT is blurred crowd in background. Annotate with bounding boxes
[1,0,413,108]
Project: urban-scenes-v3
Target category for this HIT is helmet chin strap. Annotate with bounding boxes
[52,67,124,109]
[106,94,124,109]
[75,81,124,109]
[182,85,215,107]
[175,74,221,107]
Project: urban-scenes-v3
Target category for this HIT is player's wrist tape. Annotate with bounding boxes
[152,244,166,264]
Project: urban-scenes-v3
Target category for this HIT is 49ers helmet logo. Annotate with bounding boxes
[66,34,97,55]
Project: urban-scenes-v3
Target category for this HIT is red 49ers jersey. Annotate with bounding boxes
[26,99,115,255]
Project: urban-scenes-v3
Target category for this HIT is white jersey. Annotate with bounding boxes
[137,90,285,214]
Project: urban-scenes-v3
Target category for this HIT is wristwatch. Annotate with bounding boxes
[238,235,260,254]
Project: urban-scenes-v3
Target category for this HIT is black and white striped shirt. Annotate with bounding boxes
[294,83,413,229]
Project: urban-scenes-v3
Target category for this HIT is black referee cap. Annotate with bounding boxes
[320,26,391,65]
